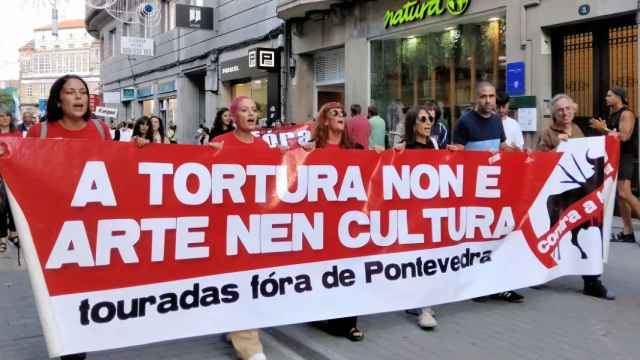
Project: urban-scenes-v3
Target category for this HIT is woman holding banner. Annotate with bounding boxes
[149,115,170,144]
[210,96,269,360]
[308,101,365,341]
[26,75,111,359]
[0,109,20,254]
[536,93,615,301]
[131,116,153,143]
[401,106,439,330]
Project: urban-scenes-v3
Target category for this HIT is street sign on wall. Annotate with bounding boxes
[121,36,154,57]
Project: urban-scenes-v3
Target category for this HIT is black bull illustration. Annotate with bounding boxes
[546,152,605,259]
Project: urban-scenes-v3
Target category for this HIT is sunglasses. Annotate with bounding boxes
[418,115,435,123]
[328,109,346,117]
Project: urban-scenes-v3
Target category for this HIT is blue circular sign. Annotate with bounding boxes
[579,4,590,16]
[143,4,154,14]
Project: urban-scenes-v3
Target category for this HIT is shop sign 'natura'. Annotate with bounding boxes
[384,0,471,29]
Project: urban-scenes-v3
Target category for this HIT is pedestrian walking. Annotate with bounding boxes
[424,101,449,149]
[26,74,112,360]
[0,109,20,255]
[367,105,386,149]
[131,116,153,143]
[496,92,525,149]
[449,81,518,153]
[451,81,524,302]
[537,93,615,300]
[149,115,170,144]
[209,96,269,360]
[401,106,439,330]
[308,101,365,341]
[346,104,371,149]
[590,86,640,244]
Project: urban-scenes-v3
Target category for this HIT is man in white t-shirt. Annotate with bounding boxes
[496,92,525,149]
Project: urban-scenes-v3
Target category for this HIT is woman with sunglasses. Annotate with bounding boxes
[308,102,364,341]
[400,106,439,330]
[403,106,439,150]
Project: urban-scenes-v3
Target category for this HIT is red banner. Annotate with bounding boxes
[0,136,618,356]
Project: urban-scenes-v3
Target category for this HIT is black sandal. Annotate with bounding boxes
[345,327,364,342]
[0,239,6,253]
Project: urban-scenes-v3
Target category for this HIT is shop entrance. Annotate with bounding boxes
[316,84,344,111]
[551,14,638,191]
[232,79,268,126]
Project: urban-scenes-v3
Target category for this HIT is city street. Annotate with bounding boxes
[1,219,639,360]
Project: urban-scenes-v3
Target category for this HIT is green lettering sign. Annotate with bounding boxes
[384,0,470,29]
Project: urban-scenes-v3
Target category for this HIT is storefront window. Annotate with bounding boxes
[160,97,177,125]
[232,79,268,125]
[142,99,155,116]
[371,16,506,134]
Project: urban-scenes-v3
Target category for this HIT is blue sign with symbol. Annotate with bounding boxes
[506,62,525,96]
[578,4,590,16]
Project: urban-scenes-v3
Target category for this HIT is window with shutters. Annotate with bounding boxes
[314,48,345,85]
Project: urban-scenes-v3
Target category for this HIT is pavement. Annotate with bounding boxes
[1,218,639,360]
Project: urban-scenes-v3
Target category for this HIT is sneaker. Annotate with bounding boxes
[417,307,438,330]
[583,280,615,300]
[489,291,525,303]
[247,353,267,360]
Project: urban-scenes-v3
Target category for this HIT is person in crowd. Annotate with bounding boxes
[496,92,525,150]
[590,86,640,244]
[307,101,365,341]
[118,121,133,142]
[131,116,153,143]
[367,105,386,149]
[209,96,269,360]
[149,115,170,144]
[210,107,234,139]
[19,111,36,135]
[401,106,439,329]
[450,81,518,153]
[537,93,615,300]
[450,81,524,302]
[0,109,20,254]
[346,104,371,149]
[196,123,210,145]
[424,101,449,149]
[167,122,177,144]
[25,74,112,360]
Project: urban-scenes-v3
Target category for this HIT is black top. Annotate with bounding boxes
[405,139,436,149]
[607,107,637,156]
[453,111,505,151]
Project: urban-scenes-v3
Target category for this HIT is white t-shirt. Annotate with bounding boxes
[119,128,133,142]
[502,116,524,149]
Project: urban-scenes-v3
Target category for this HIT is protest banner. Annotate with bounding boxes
[252,124,311,148]
[0,136,618,356]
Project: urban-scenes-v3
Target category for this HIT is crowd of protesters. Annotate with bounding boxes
[0,74,638,360]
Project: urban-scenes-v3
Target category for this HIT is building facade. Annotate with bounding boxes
[278,0,640,186]
[19,20,101,117]
[85,0,284,144]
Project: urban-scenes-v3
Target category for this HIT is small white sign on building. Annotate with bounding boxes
[121,36,154,57]
[95,106,118,118]
[103,91,121,104]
